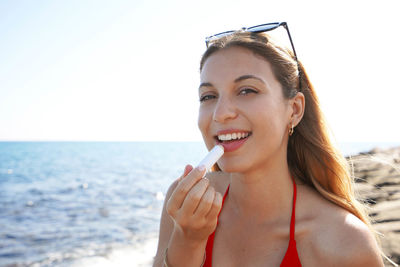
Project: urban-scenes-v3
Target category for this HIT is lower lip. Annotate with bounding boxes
[217,136,249,152]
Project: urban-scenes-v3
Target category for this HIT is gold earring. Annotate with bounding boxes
[289,124,294,136]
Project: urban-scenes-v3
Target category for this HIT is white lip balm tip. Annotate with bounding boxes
[197,145,224,172]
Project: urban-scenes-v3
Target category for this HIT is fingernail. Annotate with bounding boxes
[184,165,190,173]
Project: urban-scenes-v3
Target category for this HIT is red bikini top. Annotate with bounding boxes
[204,179,302,267]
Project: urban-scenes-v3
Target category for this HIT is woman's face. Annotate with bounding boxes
[198,46,293,173]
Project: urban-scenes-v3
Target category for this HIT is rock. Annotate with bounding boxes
[351,146,400,266]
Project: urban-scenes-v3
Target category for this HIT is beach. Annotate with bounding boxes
[350,146,400,266]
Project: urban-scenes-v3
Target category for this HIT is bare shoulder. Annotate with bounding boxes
[297,184,383,266]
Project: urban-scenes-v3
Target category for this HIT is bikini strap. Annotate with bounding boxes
[221,185,229,212]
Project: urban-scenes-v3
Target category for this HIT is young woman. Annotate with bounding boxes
[153,22,384,267]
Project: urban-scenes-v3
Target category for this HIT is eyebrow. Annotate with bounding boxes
[198,82,213,89]
[199,74,265,90]
[234,74,265,84]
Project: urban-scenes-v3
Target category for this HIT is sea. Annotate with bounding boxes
[0,141,399,267]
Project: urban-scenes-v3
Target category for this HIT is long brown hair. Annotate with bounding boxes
[200,31,372,234]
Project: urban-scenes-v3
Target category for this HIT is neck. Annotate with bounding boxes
[228,159,294,223]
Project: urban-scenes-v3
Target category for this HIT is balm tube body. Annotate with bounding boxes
[197,145,224,172]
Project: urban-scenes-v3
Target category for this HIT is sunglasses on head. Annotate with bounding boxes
[205,22,302,91]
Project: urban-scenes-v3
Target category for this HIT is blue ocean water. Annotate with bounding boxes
[0,142,208,267]
[0,141,399,266]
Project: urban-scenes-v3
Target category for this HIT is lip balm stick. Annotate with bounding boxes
[197,145,224,172]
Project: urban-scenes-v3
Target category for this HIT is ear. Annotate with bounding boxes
[289,92,305,126]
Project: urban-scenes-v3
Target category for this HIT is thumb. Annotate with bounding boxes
[183,164,193,177]
[177,164,193,182]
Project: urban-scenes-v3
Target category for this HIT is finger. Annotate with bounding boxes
[181,177,210,214]
[193,185,216,216]
[176,165,206,193]
[168,166,206,213]
[178,164,193,182]
[177,164,193,182]
[184,165,193,176]
[206,191,223,220]
[167,165,194,216]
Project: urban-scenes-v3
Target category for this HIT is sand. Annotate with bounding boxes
[350,146,400,266]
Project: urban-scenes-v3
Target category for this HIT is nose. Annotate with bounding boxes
[213,95,238,123]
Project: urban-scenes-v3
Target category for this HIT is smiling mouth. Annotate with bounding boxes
[215,132,252,143]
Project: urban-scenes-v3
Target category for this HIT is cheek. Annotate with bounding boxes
[198,109,215,150]
[252,101,287,137]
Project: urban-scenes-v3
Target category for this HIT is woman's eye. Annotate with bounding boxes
[239,88,258,95]
[199,95,216,102]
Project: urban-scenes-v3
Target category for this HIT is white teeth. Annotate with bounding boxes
[217,132,249,141]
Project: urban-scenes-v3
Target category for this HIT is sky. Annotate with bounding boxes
[0,0,399,142]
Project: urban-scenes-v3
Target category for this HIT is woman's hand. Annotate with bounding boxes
[166,164,223,244]
[152,165,223,267]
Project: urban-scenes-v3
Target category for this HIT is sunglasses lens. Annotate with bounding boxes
[247,23,280,33]
[207,31,235,42]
